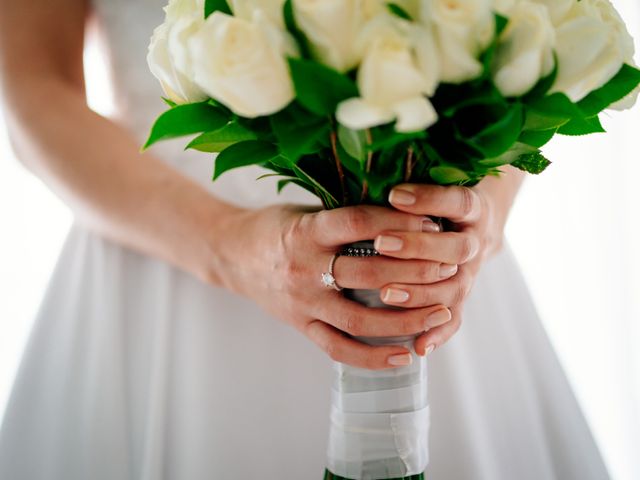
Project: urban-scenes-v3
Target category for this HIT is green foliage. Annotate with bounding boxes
[518,128,557,148]
[557,115,605,136]
[204,0,231,18]
[143,102,229,149]
[270,102,331,161]
[386,3,412,20]
[578,64,640,116]
[288,58,359,116]
[429,166,471,185]
[460,102,524,158]
[523,93,581,130]
[186,122,257,153]
[213,140,278,180]
[511,151,552,175]
[337,125,367,164]
[145,27,639,209]
[283,0,312,59]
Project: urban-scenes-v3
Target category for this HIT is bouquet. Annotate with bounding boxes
[143,0,640,478]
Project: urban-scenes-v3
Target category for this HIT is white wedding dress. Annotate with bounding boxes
[0,1,612,479]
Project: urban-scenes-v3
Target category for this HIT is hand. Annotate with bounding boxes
[213,203,460,370]
[380,179,511,356]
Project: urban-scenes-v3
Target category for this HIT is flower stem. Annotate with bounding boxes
[330,129,347,205]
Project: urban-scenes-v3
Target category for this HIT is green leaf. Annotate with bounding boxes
[523,92,581,130]
[518,128,557,148]
[283,0,312,58]
[288,160,340,208]
[213,140,278,180]
[495,14,509,36]
[577,64,640,116]
[429,166,471,185]
[386,3,412,20]
[161,97,177,108]
[557,115,605,136]
[511,151,551,174]
[270,105,330,161]
[143,102,229,150]
[288,58,359,116]
[481,14,509,77]
[186,122,257,153]
[466,102,524,158]
[205,0,232,18]
[478,142,538,167]
[337,125,367,163]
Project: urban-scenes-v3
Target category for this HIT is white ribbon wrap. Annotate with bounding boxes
[325,282,431,479]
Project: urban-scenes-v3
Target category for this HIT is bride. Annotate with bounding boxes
[0,0,612,478]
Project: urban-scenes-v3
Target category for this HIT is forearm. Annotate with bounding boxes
[473,165,526,256]
[3,76,244,285]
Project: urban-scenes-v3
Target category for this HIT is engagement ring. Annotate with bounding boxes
[321,252,343,291]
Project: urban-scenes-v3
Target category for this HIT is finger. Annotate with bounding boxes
[374,230,480,265]
[309,205,436,248]
[332,255,458,290]
[388,184,482,224]
[380,268,473,308]
[414,307,463,356]
[305,320,413,370]
[315,295,450,338]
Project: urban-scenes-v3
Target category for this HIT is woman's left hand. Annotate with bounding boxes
[377,179,512,357]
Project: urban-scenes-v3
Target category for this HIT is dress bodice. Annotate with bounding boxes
[89,0,321,210]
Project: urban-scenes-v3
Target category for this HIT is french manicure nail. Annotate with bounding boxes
[425,344,435,356]
[375,235,403,252]
[439,264,458,278]
[425,308,452,329]
[388,353,413,366]
[389,188,416,206]
[422,219,441,233]
[383,288,410,303]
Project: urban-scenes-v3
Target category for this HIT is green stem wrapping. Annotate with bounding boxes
[324,469,425,480]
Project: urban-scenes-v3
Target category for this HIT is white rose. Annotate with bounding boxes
[552,0,634,102]
[493,0,518,16]
[164,0,204,22]
[528,0,574,25]
[188,12,295,117]
[147,0,207,104]
[421,0,496,83]
[292,0,385,72]
[337,25,438,133]
[228,0,286,28]
[492,2,555,97]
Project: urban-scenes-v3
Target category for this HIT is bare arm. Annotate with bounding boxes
[0,0,469,368]
[0,0,243,285]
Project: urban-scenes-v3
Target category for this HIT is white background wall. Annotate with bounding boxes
[1,2,639,479]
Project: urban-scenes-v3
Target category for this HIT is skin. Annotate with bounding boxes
[0,0,525,371]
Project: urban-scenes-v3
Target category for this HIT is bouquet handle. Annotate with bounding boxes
[324,240,430,480]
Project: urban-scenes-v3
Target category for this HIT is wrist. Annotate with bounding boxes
[198,200,252,290]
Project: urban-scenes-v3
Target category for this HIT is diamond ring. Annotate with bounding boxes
[321,252,343,291]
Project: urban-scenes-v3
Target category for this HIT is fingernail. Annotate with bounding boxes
[439,264,458,279]
[383,288,410,303]
[375,235,403,252]
[389,188,416,206]
[425,308,452,329]
[422,218,441,233]
[388,353,413,366]
[425,344,435,356]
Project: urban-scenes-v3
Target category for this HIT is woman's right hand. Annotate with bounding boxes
[211,203,460,370]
